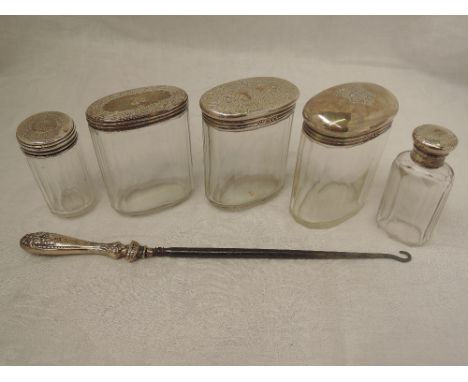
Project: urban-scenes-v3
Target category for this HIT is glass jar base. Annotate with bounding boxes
[290,206,361,229]
[377,218,425,246]
[207,175,283,209]
[111,180,191,216]
[50,196,96,218]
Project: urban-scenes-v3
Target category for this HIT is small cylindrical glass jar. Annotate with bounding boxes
[86,86,193,215]
[200,77,299,208]
[16,111,96,217]
[290,82,399,228]
[377,124,458,246]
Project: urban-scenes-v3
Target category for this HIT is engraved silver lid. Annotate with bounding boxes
[86,85,188,131]
[16,111,78,157]
[411,124,458,168]
[199,77,299,130]
[302,82,399,146]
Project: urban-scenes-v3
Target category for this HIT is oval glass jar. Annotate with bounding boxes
[16,111,96,217]
[86,86,193,215]
[200,77,299,208]
[290,82,399,228]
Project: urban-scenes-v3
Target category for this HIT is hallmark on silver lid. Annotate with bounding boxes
[200,77,299,130]
[16,111,78,157]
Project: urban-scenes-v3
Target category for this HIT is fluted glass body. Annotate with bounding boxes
[377,151,454,246]
[290,131,389,228]
[90,110,193,215]
[203,115,293,208]
[25,144,95,217]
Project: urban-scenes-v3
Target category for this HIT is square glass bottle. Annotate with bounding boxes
[377,124,458,246]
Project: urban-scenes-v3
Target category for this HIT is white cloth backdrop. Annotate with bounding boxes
[0,16,467,365]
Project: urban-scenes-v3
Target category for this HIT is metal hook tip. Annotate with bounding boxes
[398,251,412,262]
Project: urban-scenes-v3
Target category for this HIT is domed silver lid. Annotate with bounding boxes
[411,124,458,168]
[200,77,299,130]
[302,82,399,146]
[86,86,188,131]
[16,111,77,157]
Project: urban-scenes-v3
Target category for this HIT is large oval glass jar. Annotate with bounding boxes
[16,111,96,217]
[200,77,299,208]
[86,86,193,215]
[290,82,399,228]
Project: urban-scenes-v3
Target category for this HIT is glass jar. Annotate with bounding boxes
[290,82,399,228]
[200,77,299,208]
[86,86,193,215]
[377,124,458,246]
[16,111,96,217]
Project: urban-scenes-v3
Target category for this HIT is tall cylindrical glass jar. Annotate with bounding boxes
[290,82,399,228]
[86,86,193,215]
[200,77,299,208]
[16,111,96,217]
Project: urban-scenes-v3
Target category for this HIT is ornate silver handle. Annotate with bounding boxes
[20,232,147,262]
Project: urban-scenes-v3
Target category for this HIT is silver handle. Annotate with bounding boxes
[20,232,145,262]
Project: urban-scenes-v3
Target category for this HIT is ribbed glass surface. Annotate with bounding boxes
[377,151,454,245]
[290,131,388,228]
[90,110,193,215]
[203,115,294,208]
[26,143,95,217]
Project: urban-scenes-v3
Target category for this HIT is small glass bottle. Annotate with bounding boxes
[16,111,96,217]
[86,86,193,215]
[377,124,458,246]
[290,82,399,228]
[200,77,299,208]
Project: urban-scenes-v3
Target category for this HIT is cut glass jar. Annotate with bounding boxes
[86,86,193,215]
[290,82,399,228]
[200,77,299,208]
[16,111,96,217]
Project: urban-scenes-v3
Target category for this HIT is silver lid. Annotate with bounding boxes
[411,124,458,168]
[302,82,399,146]
[16,111,77,157]
[86,86,188,131]
[199,77,299,130]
